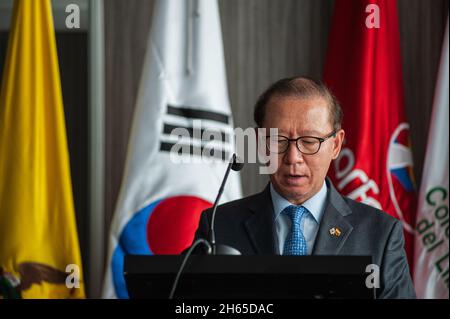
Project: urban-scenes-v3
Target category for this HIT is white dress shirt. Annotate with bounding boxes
[270,181,327,255]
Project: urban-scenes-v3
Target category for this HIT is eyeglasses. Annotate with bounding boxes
[266,131,337,155]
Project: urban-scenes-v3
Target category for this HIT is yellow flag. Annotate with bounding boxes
[0,0,85,298]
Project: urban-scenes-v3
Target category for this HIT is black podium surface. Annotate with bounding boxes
[124,255,374,299]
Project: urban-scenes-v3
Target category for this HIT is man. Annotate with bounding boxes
[191,76,416,299]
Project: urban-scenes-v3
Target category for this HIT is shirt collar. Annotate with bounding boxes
[270,180,327,223]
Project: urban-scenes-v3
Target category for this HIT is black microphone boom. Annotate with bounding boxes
[168,153,242,298]
[208,153,243,255]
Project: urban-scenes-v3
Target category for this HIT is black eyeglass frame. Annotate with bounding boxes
[266,130,337,155]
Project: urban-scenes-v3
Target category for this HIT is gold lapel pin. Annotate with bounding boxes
[329,227,342,237]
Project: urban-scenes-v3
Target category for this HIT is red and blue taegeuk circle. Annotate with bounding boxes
[111,195,211,298]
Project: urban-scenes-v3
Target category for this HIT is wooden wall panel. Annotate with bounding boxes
[104,0,154,233]
[398,0,449,188]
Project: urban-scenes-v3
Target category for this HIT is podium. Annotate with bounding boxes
[124,255,375,299]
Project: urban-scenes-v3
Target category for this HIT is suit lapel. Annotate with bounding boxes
[244,185,277,254]
[312,179,354,255]
[242,179,354,255]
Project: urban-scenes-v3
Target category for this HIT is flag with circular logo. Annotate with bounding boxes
[102,0,242,299]
[324,0,417,269]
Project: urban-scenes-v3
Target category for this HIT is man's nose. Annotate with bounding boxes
[283,141,304,164]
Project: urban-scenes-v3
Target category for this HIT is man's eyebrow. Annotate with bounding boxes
[272,130,325,136]
[299,130,324,136]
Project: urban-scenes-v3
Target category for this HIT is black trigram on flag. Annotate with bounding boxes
[159,105,232,161]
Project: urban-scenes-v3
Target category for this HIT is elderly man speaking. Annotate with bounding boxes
[191,76,416,299]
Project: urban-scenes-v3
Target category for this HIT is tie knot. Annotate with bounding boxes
[282,205,307,224]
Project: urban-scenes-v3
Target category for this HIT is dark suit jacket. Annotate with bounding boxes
[192,178,416,299]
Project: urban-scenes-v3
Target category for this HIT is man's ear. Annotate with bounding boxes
[332,129,345,160]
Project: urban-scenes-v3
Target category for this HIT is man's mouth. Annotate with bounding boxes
[284,174,308,185]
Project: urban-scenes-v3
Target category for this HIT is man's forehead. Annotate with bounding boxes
[265,96,331,122]
[266,95,329,112]
[272,128,328,136]
[273,94,327,104]
[263,96,333,133]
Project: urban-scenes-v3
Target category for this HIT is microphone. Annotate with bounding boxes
[208,153,243,255]
[168,153,243,298]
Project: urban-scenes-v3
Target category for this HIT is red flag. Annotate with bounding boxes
[323,0,417,270]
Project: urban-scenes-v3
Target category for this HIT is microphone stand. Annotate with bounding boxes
[169,154,242,299]
[208,154,242,255]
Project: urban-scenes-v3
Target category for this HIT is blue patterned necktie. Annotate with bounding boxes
[282,205,308,255]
